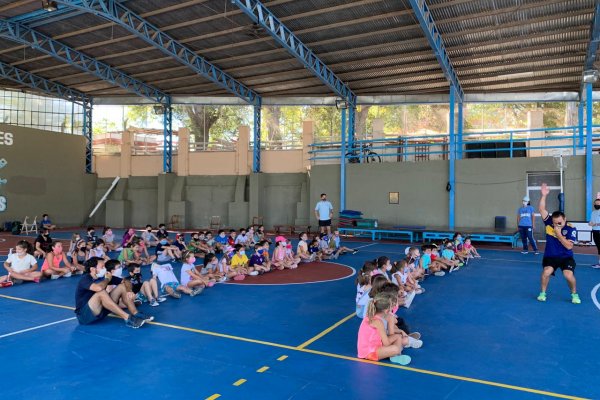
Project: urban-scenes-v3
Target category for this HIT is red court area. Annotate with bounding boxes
[227,262,354,285]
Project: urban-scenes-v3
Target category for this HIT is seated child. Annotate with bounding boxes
[197,253,225,283]
[40,214,56,230]
[87,239,110,262]
[462,237,481,258]
[234,228,250,248]
[101,227,120,251]
[318,233,335,260]
[34,228,53,259]
[41,241,78,279]
[357,292,412,365]
[68,233,81,257]
[71,239,88,272]
[308,238,322,261]
[174,234,187,254]
[441,240,462,273]
[218,246,243,280]
[214,230,228,253]
[297,232,316,263]
[405,247,425,281]
[227,230,237,246]
[285,242,301,268]
[330,230,358,257]
[248,244,270,274]
[230,244,259,276]
[355,262,376,318]
[86,226,98,243]
[156,238,181,263]
[124,263,164,307]
[180,251,208,292]
[0,240,41,285]
[420,245,446,277]
[156,224,170,243]
[151,262,202,299]
[121,227,137,248]
[142,225,159,247]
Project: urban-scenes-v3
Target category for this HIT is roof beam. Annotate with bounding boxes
[407,0,464,101]
[54,0,260,106]
[231,0,356,106]
[0,20,168,104]
[581,1,600,97]
[0,60,88,104]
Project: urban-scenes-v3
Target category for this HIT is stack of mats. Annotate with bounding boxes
[339,210,377,228]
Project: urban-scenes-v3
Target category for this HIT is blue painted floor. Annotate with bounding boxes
[0,241,598,400]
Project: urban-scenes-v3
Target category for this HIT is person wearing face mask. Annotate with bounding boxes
[588,198,600,269]
[537,183,580,304]
[249,243,270,274]
[1,240,41,286]
[141,225,159,247]
[231,244,259,276]
[74,257,148,328]
[71,239,88,274]
[155,237,180,263]
[517,195,539,255]
[179,251,207,294]
[34,228,53,259]
[41,242,78,279]
[214,230,228,253]
[86,226,98,243]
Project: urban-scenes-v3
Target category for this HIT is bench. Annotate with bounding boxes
[422,229,520,248]
[339,227,415,242]
[273,225,311,236]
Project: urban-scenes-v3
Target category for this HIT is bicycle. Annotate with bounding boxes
[346,142,382,163]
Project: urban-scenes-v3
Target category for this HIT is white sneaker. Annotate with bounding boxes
[408,338,423,349]
[592,264,600,269]
[249,271,259,276]
[521,251,529,254]
[51,274,60,280]
[63,272,72,278]
[434,271,446,277]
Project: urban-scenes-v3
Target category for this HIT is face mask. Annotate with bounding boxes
[160,240,168,245]
[595,205,600,210]
[114,267,122,276]
[96,268,106,278]
[220,233,225,237]
[89,231,95,236]
[523,201,528,206]
[189,256,196,264]
[240,251,245,256]
[258,249,264,255]
[386,265,392,271]
[147,229,152,232]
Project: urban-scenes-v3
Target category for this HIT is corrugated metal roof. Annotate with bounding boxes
[0,0,597,99]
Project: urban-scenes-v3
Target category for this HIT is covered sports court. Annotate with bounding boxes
[1,1,600,399]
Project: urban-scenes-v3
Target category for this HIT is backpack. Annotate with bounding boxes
[11,221,21,235]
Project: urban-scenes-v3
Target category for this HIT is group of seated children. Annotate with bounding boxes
[355,233,481,365]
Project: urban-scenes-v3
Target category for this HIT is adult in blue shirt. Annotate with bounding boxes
[537,183,580,304]
[314,193,333,235]
[517,195,538,254]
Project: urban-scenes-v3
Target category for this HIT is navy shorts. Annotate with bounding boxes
[542,256,576,276]
[318,219,332,227]
[76,303,111,325]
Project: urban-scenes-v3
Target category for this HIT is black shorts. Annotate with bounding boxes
[318,219,332,227]
[76,303,111,325]
[542,257,576,276]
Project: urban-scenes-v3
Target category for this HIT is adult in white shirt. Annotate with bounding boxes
[588,197,600,268]
[2,240,42,284]
[314,193,334,235]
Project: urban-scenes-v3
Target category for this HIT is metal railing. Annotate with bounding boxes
[249,138,303,150]
[309,125,600,163]
[189,141,236,152]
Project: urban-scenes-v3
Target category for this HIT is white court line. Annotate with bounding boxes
[0,317,76,339]
[352,243,378,250]
[592,283,600,312]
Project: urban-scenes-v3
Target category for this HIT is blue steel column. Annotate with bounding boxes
[348,106,356,151]
[579,101,585,148]
[340,108,347,212]
[253,101,262,173]
[163,98,173,173]
[586,83,593,220]
[457,101,464,160]
[83,98,93,173]
[448,87,456,229]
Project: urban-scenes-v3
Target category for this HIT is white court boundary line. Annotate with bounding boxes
[353,243,377,250]
[0,317,76,339]
[591,283,600,312]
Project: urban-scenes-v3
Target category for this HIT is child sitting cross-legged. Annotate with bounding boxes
[248,243,270,274]
[462,237,481,258]
[123,263,165,307]
[420,245,446,277]
[441,240,462,273]
[151,262,202,299]
[271,237,297,270]
[297,232,314,263]
[318,233,335,260]
[330,230,358,257]
[180,251,208,293]
[308,238,322,261]
[197,253,225,283]
[231,244,259,276]
[1,240,42,285]
[357,292,413,365]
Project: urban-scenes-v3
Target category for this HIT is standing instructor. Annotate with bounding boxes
[537,183,580,304]
[315,193,334,235]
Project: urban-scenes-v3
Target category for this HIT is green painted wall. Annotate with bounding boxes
[0,124,96,227]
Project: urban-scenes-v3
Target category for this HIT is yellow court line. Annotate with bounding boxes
[277,355,288,361]
[233,379,246,386]
[256,366,270,373]
[205,394,220,400]
[0,294,75,311]
[0,294,589,400]
[296,312,356,349]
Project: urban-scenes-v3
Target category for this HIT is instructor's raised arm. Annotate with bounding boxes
[539,183,549,220]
